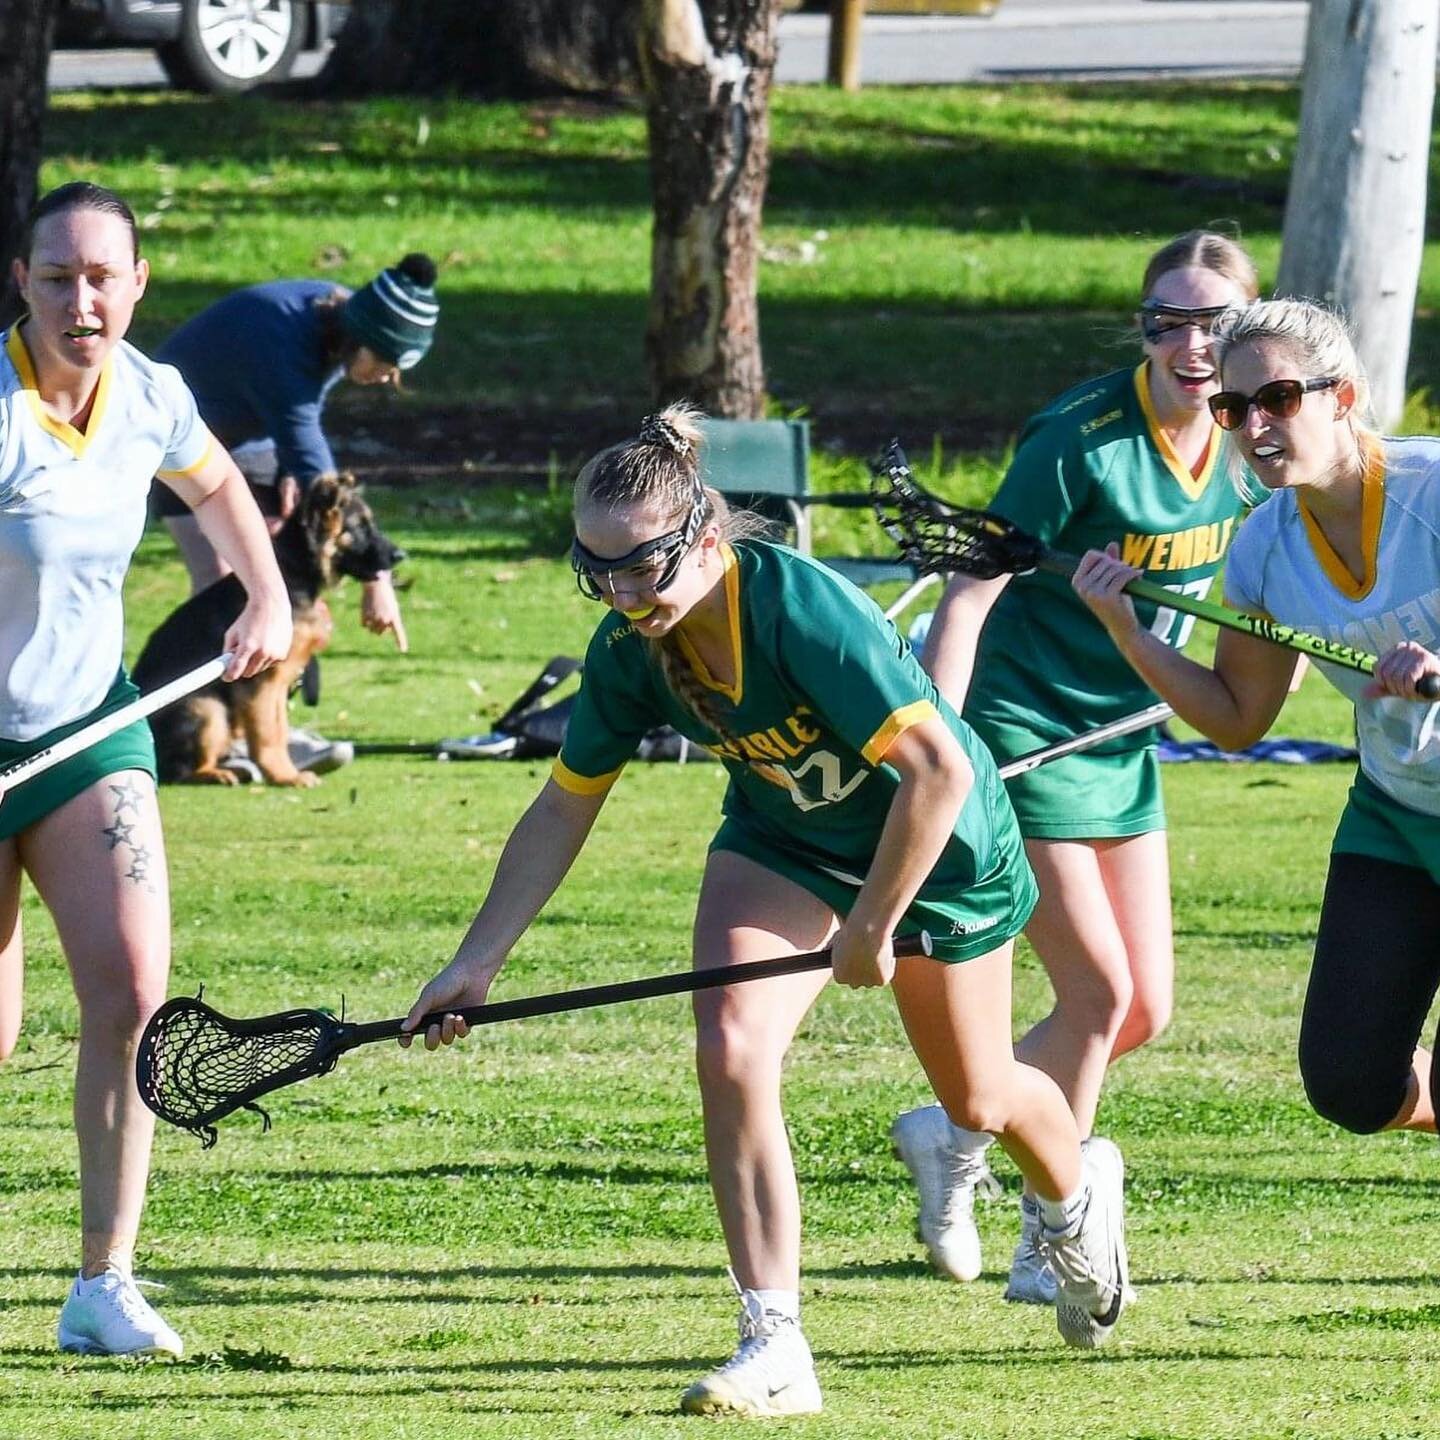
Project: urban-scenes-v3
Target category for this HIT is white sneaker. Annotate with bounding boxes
[229,729,355,776]
[217,754,263,784]
[890,1104,1000,1282]
[285,727,355,775]
[57,1266,184,1358]
[1003,1194,1057,1305]
[1041,1136,1129,1349]
[680,1297,823,1417]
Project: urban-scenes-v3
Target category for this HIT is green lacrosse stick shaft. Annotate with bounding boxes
[1032,549,1437,693]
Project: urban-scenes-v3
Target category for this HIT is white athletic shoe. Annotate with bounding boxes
[680,1297,823,1417]
[890,1104,1000,1282]
[57,1266,184,1358]
[285,727,355,775]
[1003,1194,1057,1305]
[1041,1136,1129,1349]
[228,728,355,776]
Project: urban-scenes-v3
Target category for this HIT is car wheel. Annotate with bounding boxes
[156,0,307,94]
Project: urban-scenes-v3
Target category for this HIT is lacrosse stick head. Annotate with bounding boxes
[869,440,1046,581]
[137,993,354,1147]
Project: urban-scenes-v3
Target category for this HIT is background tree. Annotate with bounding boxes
[639,0,778,417]
[323,0,778,418]
[1277,0,1438,428]
[0,0,59,328]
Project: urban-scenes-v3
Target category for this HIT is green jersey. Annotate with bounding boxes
[556,541,1029,905]
[968,363,1244,747]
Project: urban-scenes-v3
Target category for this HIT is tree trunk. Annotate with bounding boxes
[0,0,59,329]
[319,0,640,97]
[1276,0,1439,428]
[640,0,777,418]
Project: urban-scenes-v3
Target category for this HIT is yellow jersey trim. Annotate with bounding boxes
[861,699,938,767]
[676,543,744,705]
[1133,362,1218,503]
[155,432,216,482]
[7,325,113,459]
[1295,436,1384,601]
[550,757,624,797]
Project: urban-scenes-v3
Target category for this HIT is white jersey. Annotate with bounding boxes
[0,327,212,739]
[1224,435,1440,817]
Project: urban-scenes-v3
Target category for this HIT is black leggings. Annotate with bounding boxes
[1298,852,1440,1134]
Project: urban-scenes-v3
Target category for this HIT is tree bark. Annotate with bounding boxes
[640,0,777,418]
[319,0,640,98]
[1276,0,1439,428]
[0,0,59,328]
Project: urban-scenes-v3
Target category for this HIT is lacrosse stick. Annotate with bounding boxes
[996,703,1174,780]
[0,655,230,808]
[870,442,1440,698]
[138,932,933,1146]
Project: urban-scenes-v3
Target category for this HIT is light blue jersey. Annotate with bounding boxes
[1225,435,1440,817]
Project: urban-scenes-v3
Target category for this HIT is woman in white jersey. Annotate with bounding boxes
[0,183,290,1357]
[1073,297,1440,1145]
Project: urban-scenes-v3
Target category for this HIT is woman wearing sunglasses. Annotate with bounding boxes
[892,230,1260,1301]
[1074,296,1440,1149]
[401,405,1130,1416]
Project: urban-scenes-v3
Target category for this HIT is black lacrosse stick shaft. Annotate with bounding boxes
[871,440,1440,699]
[137,933,936,1144]
[348,931,934,1046]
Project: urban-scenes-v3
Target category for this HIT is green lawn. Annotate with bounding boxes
[3,79,1438,1439]
[3,510,1434,1439]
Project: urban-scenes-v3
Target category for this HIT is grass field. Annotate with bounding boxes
[3,78,1439,1439]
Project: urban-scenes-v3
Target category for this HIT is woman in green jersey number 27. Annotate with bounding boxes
[401,406,1130,1417]
[891,230,1261,1302]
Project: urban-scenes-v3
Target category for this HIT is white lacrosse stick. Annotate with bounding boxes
[0,655,230,807]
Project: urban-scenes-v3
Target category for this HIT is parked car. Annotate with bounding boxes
[57,1,350,94]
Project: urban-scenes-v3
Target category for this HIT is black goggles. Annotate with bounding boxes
[570,484,710,602]
[1208,377,1340,432]
[1139,301,1230,344]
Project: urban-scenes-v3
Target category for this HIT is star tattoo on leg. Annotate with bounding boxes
[108,778,144,817]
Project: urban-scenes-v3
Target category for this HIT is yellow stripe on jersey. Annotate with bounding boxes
[7,326,114,459]
[861,699,938,766]
[1133,362,1218,503]
[156,432,216,481]
[1296,435,1384,601]
[675,543,744,704]
[550,756,624,796]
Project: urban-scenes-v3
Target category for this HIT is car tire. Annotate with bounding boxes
[156,0,307,94]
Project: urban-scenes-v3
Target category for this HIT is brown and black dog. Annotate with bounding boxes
[133,474,404,787]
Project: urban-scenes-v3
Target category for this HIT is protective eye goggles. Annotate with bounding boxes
[1139,301,1230,344]
[570,482,710,602]
[1207,377,1340,432]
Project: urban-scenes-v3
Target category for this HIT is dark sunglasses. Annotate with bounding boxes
[1207,377,1340,432]
[1139,300,1230,344]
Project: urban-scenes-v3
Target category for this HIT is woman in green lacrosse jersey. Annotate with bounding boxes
[891,230,1261,1300]
[402,406,1130,1418]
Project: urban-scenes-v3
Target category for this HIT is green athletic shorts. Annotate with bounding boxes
[709,817,1039,963]
[0,675,157,842]
[967,714,1165,840]
[1333,769,1440,883]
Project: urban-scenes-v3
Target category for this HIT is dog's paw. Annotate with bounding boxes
[261,770,321,789]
